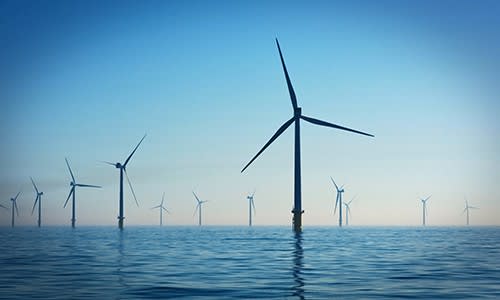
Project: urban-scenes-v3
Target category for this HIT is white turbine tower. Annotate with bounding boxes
[193,192,208,226]
[344,196,355,226]
[463,198,478,226]
[246,190,256,226]
[151,192,170,226]
[420,195,431,226]
[330,177,344,227]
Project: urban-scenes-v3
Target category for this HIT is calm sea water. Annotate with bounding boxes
[0,226,499,299]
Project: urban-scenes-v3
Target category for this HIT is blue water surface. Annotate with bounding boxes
[0,226,499,299]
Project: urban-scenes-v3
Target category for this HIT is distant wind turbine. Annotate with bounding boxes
[344,196,355,226]
[64,158,101,228]
[331,177,345,227]
[193,192,207,226]
[420,195,431,226]
[463,198,478,226]
[241,39,374,232]
[151,192,169,226]
[103,134,146,229]
[246,190,256,226]
[30,177,44,227]
[9,191,21,227]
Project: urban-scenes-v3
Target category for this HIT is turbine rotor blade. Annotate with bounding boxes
[161,192,165,206]
[241,117,295,173]
[193,203,200,217]
[30,177,39,194]
[275,38,298,110]
[124,134,147,167]
[0,204,7,210]
[301,115,374,137]
[425,195,432,202]
[330,177,339,191]
[251,199,256,215]
[14,190,21,201]
[64,187,75,208]
[101,161,116,166]
[251,189,256,198]
[151,205,161,209]
[76,184,102,188]
[65,158,76,182]
[15,201,19,216]
[334,193,339,214]
[192,191,201,203]
[124,169,139,207]
[31,196,39,215]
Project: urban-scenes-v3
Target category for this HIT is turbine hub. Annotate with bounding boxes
[294,107,302,117]
[70,182,75,186]
[39,192,44,196]
[116,163,122,169]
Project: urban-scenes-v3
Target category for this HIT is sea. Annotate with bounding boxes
[0,226,499,299]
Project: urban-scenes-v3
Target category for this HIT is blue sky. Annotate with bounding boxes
[1,0,499,226]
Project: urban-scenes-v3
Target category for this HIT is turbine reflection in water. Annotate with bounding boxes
[292,232,305,300]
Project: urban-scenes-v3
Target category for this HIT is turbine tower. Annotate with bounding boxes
[241,39,374,232]
[193,192,207,226]
[9,191,21,227]
[420,195,431,226]
[246,190,256,226]
[344,196,355,226]
[64,158,101,228]
[30,177,44,227]
[331,177,345,227]
[463,198,478,226]
[151,192,169,226]
[103,134,146,229]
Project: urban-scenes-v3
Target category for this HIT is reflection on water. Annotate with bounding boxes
[292,232,305,299]
[0,226,499,299]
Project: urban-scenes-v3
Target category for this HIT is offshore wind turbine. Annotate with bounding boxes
[64,158,101,228]
[246,190,256,226]
[420,195,431,226]
[9,191,21,227]
[103,134,146,229]
[241,39,374,232]
[344,196,355,226]
[463,198,478,226]
[30,177,44,227]
[192,192,207,226]
[331,177,345,227]
[151,192,169,226]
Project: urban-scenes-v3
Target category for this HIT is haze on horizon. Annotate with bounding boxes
[1,0,499,227]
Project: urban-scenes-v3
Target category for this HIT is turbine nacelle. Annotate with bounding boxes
[38,192,44,196]
[70,181,75,186]
[115,162,123,169]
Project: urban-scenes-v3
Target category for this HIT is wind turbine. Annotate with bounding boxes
[103,134,146,229]
[246,190,256,226]
[344,196,355,226]
[9,191,21,227]
[30,177,44,227]
[192,192,207,226]
[331,177,345,227]
[241,39,374,232]
[64,158,101,228]
[151,192,169,226]
[420,195,431,226]
[463,198,478,226]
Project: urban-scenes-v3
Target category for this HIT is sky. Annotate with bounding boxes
[0,0,499,227]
